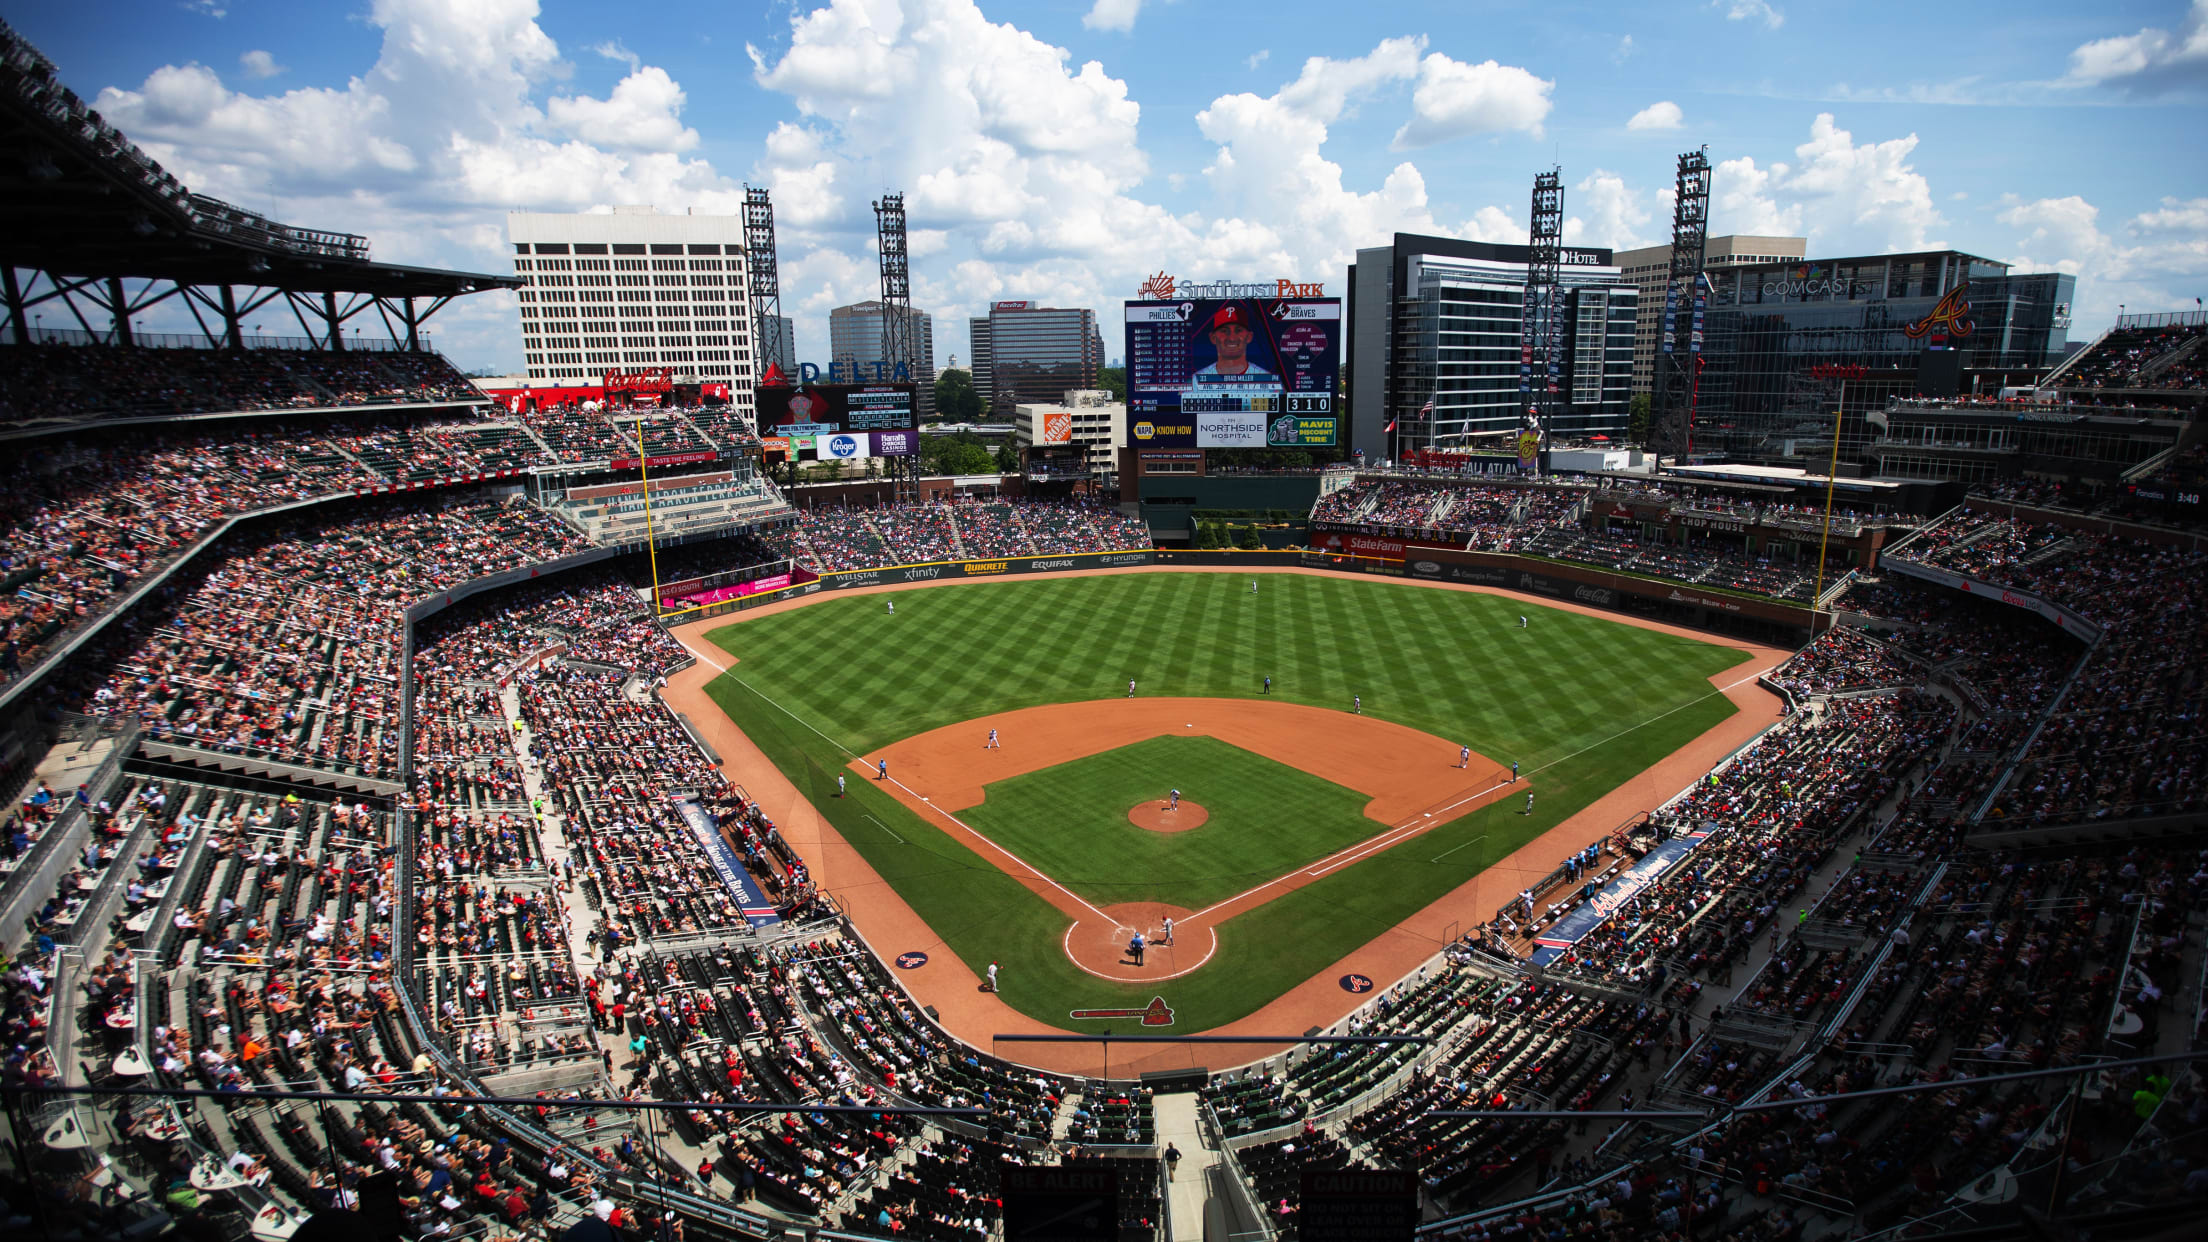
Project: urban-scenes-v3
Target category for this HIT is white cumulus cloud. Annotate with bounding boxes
[2000,193,2208,329]
[1392,53,1553,148]
[1082,0,1143,33]
[1717,0,1783,30]
[1566,169,1656,249]
[2063,0,2208,94]
[546,66,700,152]
[238,50,283,80]
[92,0,745,370]
[1626,100,1682,131]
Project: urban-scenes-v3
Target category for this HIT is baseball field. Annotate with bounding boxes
[699,571,1753,1032]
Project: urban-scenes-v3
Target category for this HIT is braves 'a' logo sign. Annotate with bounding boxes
[1904,283,1975,340]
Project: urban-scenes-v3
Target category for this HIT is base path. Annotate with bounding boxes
[856,697,1513,984]
[659,564,1790,1078]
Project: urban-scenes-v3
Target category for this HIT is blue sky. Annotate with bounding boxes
[13,0,2206,371]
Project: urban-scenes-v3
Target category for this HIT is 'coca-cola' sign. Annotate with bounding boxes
[603,368,674,393]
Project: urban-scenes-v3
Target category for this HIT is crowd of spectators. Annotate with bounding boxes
[1767,627,1922,699]
[0,343,481,423]
[1546,693,1952,992]
[58,495,590,779]
[1312,480,1579,551]
[2056,322,2207,391]
[765,500,1151,573]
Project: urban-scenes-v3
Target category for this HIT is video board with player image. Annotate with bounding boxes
[754,382,919,461]
[1124,297,1340,449]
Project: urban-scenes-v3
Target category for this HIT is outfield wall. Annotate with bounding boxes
[1296,547,1819,642]
[664,547,1158,619]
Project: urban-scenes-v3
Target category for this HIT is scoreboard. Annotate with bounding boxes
[754,382,919,460]
[1125,297,1340,449]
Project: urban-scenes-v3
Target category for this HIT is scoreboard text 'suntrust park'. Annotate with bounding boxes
[1125,297,1341,449]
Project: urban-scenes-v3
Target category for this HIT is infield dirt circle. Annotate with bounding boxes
[1128,800,1208,832]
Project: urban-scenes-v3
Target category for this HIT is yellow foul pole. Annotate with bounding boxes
[636,415,662,616]
[1812,405,1843,628]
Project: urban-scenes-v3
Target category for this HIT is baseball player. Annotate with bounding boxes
[986,962,999,992]
[1459,745,1471,769]
[986,728,999,749]
[888,600,895,615]
[1353,694,1362,714]
[1519,615,1528,628]
[1263,675,1272,695]
[1127,678,1136,698]
[1160,917,1174,946]
[1524,791,1535,815]
[837,774,846,797]
[1249,580,1258,594]
[1167,788,1180,812]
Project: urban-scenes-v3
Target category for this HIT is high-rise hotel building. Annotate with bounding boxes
[506,207,755,409]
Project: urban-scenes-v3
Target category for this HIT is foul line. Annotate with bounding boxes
[685,635,1117,927]
[1187,666,1774,920]
[682,630,1779,958]
[1430,834,1488,865]
[862,814,906,846]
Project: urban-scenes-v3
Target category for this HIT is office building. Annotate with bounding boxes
[1613,235,1806,395]
[761,314,795,373]
[506,207,754,412]
[1689,253,2073,463]
[969,303,1103,412]
[1015,388,1125,481]
[829,300,937,419]
[1347,233,1638,462]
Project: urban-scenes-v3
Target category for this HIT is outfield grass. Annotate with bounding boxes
[704,572,1751,1029]
[959,735,1379,910]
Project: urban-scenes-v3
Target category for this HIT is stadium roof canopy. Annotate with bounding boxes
[0,20,516,319]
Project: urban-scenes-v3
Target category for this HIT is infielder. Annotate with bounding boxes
[986,728,999,749]
[1459,745,1471,769]
[1127,678,1136,698]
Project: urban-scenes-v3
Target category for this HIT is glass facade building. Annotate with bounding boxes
[829,299,936,419]
[969,304,1103,412]
[1689,253,2074,463]
[1348,234,1637,461]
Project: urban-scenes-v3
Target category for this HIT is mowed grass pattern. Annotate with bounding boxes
[704,572,1752,1030]
[960,735,1380,910]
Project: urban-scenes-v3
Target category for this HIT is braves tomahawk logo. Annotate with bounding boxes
[1069,997,1175,1026]
[1904,283,1976,340]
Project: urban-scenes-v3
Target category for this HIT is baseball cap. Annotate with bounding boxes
[1205,304,1250,332]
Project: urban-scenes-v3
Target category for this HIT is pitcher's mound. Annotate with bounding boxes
[1128,801,1208,833]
